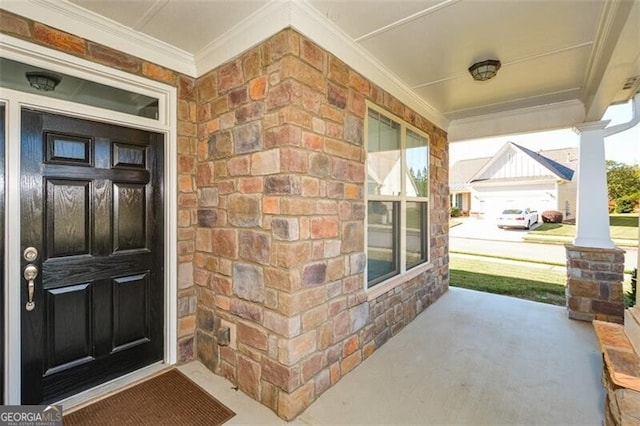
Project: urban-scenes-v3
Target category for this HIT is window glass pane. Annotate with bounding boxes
[0,58,159,120]
[367,110,401,196]
[406,129,428,197]
[406,201,427,268]
[367,201,398,284]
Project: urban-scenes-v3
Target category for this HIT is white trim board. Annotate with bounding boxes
[1,40,177,404]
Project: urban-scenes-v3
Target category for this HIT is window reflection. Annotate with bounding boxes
[406,129,429,197]
[367,110,401,196]
[367,201,398,283]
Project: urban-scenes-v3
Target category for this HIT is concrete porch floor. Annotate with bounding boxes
[179,287,604,425]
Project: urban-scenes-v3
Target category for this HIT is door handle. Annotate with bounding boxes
[24,264,38,311]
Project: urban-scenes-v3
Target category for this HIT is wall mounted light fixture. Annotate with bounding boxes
[468,59,501,81]
[25,71,61,91]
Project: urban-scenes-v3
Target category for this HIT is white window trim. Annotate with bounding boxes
[1,34,178,405]
[364,102,431,297]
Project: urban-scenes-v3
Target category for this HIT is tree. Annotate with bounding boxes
[606,161,640,200]
[409,166,429,196]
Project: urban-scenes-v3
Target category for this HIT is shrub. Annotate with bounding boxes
[450,206,461,217]
[541,210,563,223]
[615,195,635,213]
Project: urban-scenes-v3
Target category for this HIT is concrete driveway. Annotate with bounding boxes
[449,217,541,242]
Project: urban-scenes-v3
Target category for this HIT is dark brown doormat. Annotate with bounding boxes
[63,369,235,425]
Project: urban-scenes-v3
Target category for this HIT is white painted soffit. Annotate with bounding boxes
[447,100,586,143]
[3,0,196,76]
[2,0,449,130]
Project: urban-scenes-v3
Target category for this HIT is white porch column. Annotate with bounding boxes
[572,120,615,249]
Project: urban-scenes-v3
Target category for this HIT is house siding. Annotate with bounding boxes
[557,178,578,220]
[1,12,449,420]
[476,150,556,181]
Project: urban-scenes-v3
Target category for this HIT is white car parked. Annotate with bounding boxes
[496,208,538,230]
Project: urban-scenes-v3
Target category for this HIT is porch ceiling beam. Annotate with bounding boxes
[447,100,585,143]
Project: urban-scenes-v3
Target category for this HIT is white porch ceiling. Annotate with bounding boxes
[5,0,640,141]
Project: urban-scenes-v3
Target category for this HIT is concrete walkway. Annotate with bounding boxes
[180,287,604,425]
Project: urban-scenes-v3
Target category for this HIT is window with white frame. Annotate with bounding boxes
[366,108,429,287]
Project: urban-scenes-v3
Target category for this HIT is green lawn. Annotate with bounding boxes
[449,257,567,305]
[610,215,639,227]
[528,214,638,240]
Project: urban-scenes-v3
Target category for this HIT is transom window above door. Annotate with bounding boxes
[0,57,159,120]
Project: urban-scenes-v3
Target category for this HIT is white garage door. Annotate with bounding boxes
[473,185,556,220]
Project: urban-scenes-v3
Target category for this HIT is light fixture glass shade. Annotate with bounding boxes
[468,60,501,81]
[25,72,61,91]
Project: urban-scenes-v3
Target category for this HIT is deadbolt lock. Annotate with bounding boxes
[23,247,38,262]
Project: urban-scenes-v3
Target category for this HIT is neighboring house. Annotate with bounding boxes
[450,157,490,213]
[450,142,578,220]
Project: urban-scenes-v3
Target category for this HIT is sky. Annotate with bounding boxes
[449,100,640,166]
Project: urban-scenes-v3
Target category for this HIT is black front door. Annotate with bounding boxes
[20,109,164,404]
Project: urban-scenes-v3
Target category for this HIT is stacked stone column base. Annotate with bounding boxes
[566,245,625,323]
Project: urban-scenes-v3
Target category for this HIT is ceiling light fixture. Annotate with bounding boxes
[25,71,61,91]
[468,59,501,82]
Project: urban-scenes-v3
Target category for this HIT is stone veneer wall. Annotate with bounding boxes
[602,355,640,425]
[194,29,449,420]
[0,9,199,361]
[566,245,625,323]
[593,320,640,425]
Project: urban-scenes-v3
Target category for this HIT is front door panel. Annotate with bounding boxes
[20,109,164,404]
